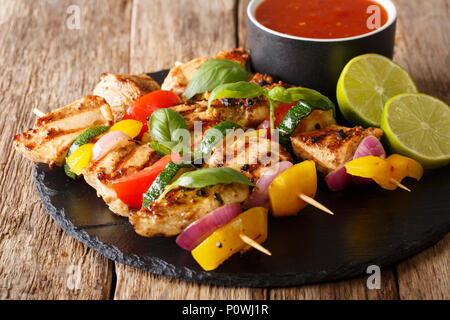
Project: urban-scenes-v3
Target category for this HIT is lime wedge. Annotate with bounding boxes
[380,93,450,169]
[337,54,418,127]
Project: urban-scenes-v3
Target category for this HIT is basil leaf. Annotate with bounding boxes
[208,81,265,109]
[150,141,176,156]
[158,167,254,200]
[185,59,249,99]
[268,87,336,116]
[149,108,188,143]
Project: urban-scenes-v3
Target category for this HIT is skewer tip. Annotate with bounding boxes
[390,178,411,192]
[239,234,272,256]
[33,108,46,117]
[299,193,335,215]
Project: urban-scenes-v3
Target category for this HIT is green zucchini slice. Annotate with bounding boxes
[64,125,110,179]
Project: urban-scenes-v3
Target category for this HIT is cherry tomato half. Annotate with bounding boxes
[257,102,296,138]
[111,153,181,209]
[123,90,181,139]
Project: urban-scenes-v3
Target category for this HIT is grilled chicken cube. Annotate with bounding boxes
[206,135,292,183]
[93,73,160,121]
[293,109,336,134]
[130,183,250,237]
[172,97,270,131]
[291,125,384,175]
[13,95,113,166]
[83,140,160,217]
[161,48,249,98]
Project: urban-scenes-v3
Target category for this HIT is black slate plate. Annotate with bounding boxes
[33,70,450,287]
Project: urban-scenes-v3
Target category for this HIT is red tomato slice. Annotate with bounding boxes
[257,102,296,138]
[123,90,181,139]
[111,153,181,209]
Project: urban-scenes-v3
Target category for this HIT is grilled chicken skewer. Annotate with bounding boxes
[13,49,359,238]
[290,124,384,175]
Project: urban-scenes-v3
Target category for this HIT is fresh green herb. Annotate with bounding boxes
[267,87,336,116]
[207,82,335,134]
[149,108,188,143]
[148,108,190,156]
[208,81,265,109]
[158,167,254,200]
[150,141,177,156]
[64,125,110,179]
[184,59,249,99]
[195,121,242,160]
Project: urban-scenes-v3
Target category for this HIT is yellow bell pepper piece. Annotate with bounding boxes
[66,143,95,176]
[268,160,317,217]
[109,119,143,139]
[191,207,268,271]
[385,154,424,189]
[344,156,393,189]
[345,155,424,191]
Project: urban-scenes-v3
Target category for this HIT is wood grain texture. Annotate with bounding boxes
[113,0,266,300]
[396,234,449,300]
[392,0,450,300]
[0,0,132,299]
[270,271,398,300]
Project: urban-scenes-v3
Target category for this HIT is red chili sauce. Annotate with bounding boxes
[255,0,389,39]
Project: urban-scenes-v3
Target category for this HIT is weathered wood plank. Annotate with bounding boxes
[396,234,449,300]
[113,0,267,299]
[114,266,267,300]
[270,271,398,300]
[393,0,449,102]
[392,0,449,300]
[0,0,132,299]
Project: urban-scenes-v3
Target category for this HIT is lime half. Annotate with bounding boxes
[337,54,418,127]
[381,93,450,169]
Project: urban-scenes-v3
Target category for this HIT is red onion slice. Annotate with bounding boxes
[176,203,242,251]
[351,135,386,185]
[247,161,293,208]
[326,135,386,191]
[353,135,386,159]
[325,165,353,192]
[92,131,130,161]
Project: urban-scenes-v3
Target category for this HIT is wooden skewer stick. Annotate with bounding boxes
[390,178,411,192]
[299,194,335,215]
[239,234,272,256]
[33,108,46,117]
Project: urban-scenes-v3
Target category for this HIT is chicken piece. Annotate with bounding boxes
[13,95,113,166]
[161,48,249,98]
[130,183,250,237]
[172,97,270,131]
[290,125,384,175]
[83,140,160,217]
[206,135,292,183]
[215,48,249,66]
[293,109,336,134]
[93,73,160,121]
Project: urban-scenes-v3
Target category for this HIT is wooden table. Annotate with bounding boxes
[0,0,448,300]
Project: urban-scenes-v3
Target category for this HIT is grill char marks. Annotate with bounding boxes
[13,95,114,166]
[93,73,161,121]
[130,183,250,237]
[83,141,161,217]
[291,125,384,175]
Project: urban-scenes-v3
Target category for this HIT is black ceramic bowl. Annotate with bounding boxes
[247,0,397,99]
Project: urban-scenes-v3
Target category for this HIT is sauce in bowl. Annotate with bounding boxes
[255,0,389,39]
